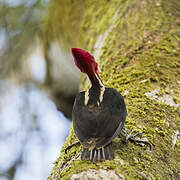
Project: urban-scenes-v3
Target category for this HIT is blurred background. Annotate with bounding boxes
[0,0,80,179]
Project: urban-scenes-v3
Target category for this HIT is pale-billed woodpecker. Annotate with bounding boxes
[66,48,151,162]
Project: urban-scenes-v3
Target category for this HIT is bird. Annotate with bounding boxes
[66,48,151,162]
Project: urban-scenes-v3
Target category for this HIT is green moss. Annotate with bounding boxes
[46,0,180,179]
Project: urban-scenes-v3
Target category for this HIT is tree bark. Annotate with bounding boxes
[46,0,180,179]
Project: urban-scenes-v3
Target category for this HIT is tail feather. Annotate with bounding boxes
[81,143,113,162]
[81,148,90,160]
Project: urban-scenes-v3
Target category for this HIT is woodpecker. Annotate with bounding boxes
[66,48,151,162]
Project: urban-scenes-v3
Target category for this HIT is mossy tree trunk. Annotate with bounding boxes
[46,0,180,179]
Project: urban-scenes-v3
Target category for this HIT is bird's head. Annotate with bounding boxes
[71,48,99,77]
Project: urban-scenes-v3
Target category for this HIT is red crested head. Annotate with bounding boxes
[71,48,98,77]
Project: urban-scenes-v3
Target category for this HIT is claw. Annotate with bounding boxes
[128,133,152,150]
[65,141,80,154]
[127,131,143,140]
[120,128,152,150]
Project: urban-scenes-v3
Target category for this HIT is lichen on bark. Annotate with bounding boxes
[46,0,180,179]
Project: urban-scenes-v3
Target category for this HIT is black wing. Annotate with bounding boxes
[73,88,127,149]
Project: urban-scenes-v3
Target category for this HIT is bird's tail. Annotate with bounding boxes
[81,143,113,162]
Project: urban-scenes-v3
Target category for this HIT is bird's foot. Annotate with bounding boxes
[65,141,80,154]
[120,129,152,150]
[127,131,152,150]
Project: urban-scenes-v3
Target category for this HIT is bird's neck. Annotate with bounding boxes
[88,73,104,89]
[84,73,105,106]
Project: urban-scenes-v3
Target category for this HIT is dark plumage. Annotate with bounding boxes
[73,87,127,161]
[71,48,127,161]
[65,48,152,161]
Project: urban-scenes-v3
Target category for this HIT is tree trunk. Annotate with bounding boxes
[46,0,180,179]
